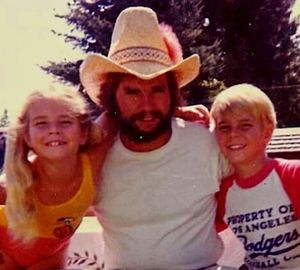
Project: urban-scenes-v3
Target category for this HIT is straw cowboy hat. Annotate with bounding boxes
[80,6,200,104]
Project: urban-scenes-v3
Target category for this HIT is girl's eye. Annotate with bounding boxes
[34,121,47,127]
[60,120,73,126]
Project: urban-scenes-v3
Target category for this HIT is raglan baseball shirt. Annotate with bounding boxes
[216,158,300,269]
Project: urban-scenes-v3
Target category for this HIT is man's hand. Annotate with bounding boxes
[95,111,119,138]
[175,105,210,127]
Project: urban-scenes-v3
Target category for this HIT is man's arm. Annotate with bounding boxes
[175,105,210,126]
[87,112,117,188]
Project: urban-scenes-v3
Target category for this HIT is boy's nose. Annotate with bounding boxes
[228,127,240,137]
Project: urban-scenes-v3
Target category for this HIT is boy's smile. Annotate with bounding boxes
[215,109,272,177]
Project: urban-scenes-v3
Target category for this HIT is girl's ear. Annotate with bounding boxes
[23,130,32,148]
[79,128,89,146]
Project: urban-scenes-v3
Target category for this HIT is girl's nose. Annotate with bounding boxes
[48,124,60,134]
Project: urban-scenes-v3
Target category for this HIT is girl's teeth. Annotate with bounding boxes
[47,141,63,146]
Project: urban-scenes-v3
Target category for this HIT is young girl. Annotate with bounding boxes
[0,85,111,270]
[212,84,300,269]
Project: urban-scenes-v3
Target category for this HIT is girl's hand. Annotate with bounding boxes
[175,105,210,127]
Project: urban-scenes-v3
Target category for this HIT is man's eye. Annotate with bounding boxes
[125,88,140,95]
[152,87,165,94]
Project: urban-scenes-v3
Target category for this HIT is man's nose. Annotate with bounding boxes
[140,95,154,111]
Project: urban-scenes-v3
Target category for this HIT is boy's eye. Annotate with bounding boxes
[217,125,230,132]
[240,123,253,130]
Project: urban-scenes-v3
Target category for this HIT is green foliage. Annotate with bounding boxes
[41,60,83,85]
[205,0,300,126]
[43,0,300,126]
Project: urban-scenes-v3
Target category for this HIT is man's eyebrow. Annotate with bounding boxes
[152,85,165,90]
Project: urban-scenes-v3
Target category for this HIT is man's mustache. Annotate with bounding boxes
[131,110,163,121]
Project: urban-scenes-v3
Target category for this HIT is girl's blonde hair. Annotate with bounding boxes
[4,85,101,243]
[210,83,277,128]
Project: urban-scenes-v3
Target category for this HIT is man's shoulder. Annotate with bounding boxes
[172,117,211,137]
[171,118,217,151]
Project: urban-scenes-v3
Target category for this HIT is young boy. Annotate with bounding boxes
[211,84,300,269]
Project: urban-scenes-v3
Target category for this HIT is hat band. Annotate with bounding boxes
[110,47,173,67]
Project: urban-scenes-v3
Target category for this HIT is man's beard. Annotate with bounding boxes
[118,110,172,143]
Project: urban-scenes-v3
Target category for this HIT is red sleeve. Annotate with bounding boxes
[0,182,6,205]
[215,176,234,232]
[275,158,300,219]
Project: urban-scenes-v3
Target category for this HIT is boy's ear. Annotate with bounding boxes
[263,122,275,143]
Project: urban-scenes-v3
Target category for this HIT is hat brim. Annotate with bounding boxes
[80,53,200,105]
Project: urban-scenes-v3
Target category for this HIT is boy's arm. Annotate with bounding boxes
[215,176,235,232]
[175,105,210,126]
[276,159,300,219]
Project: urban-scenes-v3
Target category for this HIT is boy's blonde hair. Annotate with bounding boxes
[210,83,277,128]
[3,85,101,243]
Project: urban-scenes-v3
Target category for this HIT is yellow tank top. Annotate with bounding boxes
[34,153,95,239]
[0,205,6,226]
[0,153,95,239]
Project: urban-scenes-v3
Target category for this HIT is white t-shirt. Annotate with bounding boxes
[95,118,224,269]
